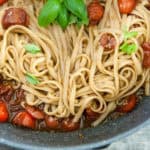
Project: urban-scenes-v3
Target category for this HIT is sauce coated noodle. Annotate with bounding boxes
[0,0,149,128]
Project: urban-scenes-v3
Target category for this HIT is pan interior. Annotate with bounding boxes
[0,96,149,150]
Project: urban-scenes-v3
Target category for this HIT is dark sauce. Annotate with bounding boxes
[0,79,89,132]
[0,77,141,132]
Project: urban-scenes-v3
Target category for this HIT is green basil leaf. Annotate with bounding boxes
[69,14,78,24]
[120,42,138,55]
[64,0,89,25]
[26,73,40,85]
[122,26,138,40]
[57,4,69,29]
[38,0,61,27]
[77,18,89,27]
[120,42,128,50]
[24,44,41,54]
[124,31,138,40]
[126,44,138,54]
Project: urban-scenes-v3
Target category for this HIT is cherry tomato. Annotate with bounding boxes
[142,42,150,51]
[0,101,9,122]
[13,111,36,129]
[117,94,137,113]
[25,105,45,120]
[100,34,116,51]
[61,118,80,132]
[0,0,7,5]
[142,42,150,68]
[118,0,136,14]
[45,116,59,129]
[85,108,99,121]
[88,0,104,25]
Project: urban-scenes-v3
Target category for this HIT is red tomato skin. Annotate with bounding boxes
[0,101,9,122]
[117,95,137,113]
[118,0,136,14]
[88,0,104,25]
[25,105,45,120]
[142,42,150,68]
[45,116,59,129]
[85,108,99,121]
[61,119,80,132]
[0,0,7,5]
[13,111,36,129]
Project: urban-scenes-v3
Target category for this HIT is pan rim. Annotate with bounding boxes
[0,118,149,150]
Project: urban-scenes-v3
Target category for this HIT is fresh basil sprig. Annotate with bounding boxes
[57,4,69,29]
[38,0,89,29]
[38,0,61,27]
[64,0,89,25]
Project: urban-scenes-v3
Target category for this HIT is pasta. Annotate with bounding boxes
[0,0,149,130]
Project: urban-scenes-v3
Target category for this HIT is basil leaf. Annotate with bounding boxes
[24,44,41,54]
[124,31,138,40]
[120,42,138,55]
[64,0,89,25]
[126,44,138,54]
[77,18,89,27]
[26,73,40,85]
[38,0,61,27]
[57,4,69,29]
[120,42,128,50]
[69,14,78,24]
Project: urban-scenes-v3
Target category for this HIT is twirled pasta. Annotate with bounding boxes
[0,0,149,127]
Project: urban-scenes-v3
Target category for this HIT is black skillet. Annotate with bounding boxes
[0,96,149,150]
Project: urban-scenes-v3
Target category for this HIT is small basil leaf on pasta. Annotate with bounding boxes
[26,73,40,85]
[124,31,138,40]
[120,42,137,54]
[24,44,41,54]
[38,0,61,26]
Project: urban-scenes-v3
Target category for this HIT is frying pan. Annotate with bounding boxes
[0,96,149,150]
